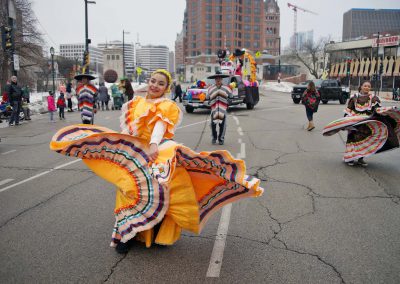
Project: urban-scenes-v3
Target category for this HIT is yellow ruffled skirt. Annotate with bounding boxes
[50,124,263,247]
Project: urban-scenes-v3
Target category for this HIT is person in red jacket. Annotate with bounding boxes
[57,93,66,120]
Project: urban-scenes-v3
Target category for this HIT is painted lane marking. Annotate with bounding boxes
[0,179,14,186]
[206,203,232,277]
[237,127,244,136]
[232,116,239,125]
[0,159,81,193]
[1,149,17,155]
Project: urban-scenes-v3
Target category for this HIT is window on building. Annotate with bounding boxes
[215,23,222,29]
[192,43,196,48]
[215,40,222,47]
[254,17,260,23]
[205,31,212,37]
[206,14,212,21]
[205,23,211,29]
[235,14,242,21]
[226,14,232,21]
[215,66,219,72]
[244,16,250,23]
[215,31,222,38]
[254,34,260,40]
[245,7,251,14]
[215,6,222,13]
[206,5,212,12]
[253,42,260,48]
[190,67,194,73]
[244,33,251,39]
[206,48,212,55]
[112,55,115,60]
[245,41,251,48]
[215,14,223,21]
[244,25,251,31]
[207,66,212,72]
[254,25,260,32]
[206,40,212,47]
[116,55,120,60]
[225,6,232,12]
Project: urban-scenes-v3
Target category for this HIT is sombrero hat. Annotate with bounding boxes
[207,71,230,79]
[74,74,96,81]
[233,48,245,57]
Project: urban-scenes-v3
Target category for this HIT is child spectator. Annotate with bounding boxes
[57,92,66,120]
[47,91,56,122]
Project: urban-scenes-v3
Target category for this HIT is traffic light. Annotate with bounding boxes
[1,26,14,51]
[83,51,90,66]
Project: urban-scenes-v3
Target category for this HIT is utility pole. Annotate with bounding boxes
[122,30,130,78]
[278,37,281,83]
[374,32,380,96]
[84,0,96,74]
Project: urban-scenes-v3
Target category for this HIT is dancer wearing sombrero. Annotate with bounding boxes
[50,69,263,254]
[207,71,232,145]
[75,74,98,124]
[323,80,400,166]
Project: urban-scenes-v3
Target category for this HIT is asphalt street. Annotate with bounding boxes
[0,91,399,283]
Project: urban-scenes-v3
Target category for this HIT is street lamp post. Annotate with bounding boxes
[84,0,96,74]
[374,32,380,96]
[122,30,130,78]
[278,37,281,83]
[50,47,55,94]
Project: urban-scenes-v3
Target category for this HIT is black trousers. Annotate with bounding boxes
[211,116,227,141]
[59,107,65,118]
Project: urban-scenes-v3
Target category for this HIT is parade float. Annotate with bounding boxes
[183,48,259,113]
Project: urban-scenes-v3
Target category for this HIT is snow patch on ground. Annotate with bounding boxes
[261,81,295,93]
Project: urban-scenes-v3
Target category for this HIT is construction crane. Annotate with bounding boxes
[287,3,318,49]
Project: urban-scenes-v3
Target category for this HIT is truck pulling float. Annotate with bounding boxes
[183,49,260,113]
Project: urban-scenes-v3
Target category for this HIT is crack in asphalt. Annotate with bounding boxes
[225,233,346,284]
[0,176,94,230]
[362,168,400,205]
[103,254,128,283]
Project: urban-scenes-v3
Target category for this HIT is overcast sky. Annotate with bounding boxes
[32,0,400,53]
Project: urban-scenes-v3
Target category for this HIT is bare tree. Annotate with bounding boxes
[1,0,45,90]
[288,37,331,79]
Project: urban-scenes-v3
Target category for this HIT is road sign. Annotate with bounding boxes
[13,54,19,71]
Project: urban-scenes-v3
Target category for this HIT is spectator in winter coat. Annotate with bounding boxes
[7,76,23,126]
[66,82,74,112]
[173,82,183,103]
[124,79,134,101]
[22,85,31,120]
[98,83,110,110]
[57,93,66,120]
[47,91,56,122]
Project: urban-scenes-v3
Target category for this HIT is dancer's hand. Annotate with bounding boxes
[148,143,159,163]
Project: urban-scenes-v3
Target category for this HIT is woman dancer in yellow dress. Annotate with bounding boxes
[50,69,263,253]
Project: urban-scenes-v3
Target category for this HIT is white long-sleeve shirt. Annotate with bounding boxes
[150,120,167,145]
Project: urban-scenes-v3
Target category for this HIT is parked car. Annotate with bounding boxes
[291,79,350,105]
[183,75,259,113]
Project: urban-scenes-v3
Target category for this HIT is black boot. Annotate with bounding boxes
[115,241,129,254]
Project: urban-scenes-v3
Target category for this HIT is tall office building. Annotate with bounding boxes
[290,30,314,50]
[169,51,175,75]
[180,0,280,80]
[343,9,400,41]
[175,31,185,74]
[265,0,280,56]
[136,45,169,74]
[59,44,103,66]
